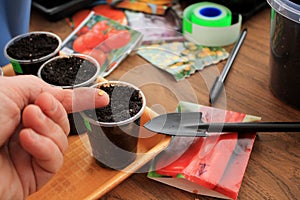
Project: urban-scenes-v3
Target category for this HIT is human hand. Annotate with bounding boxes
[0,75,109,199]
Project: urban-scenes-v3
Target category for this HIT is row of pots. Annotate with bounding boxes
[3,31,146,170]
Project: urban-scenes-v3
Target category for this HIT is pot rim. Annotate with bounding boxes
[267,0,300,24]
[37,53,101,89]
[4,31,62,64]
[81,80,147,127]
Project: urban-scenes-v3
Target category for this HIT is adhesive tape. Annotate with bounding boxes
[190,2,232,27]
[183,2,242,46]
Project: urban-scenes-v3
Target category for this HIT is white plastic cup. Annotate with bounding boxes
[4,31,62,75]
[81,81,146,170]
[38,54,100,89]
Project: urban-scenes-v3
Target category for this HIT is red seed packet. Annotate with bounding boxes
[61,11,143,77]
[148,101,260,200]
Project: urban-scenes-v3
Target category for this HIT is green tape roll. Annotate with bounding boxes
[189,2,232,27]
[182,2,242,47]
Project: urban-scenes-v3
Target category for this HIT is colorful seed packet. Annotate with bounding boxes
[137,41,229,81]
[148,101,261,200]
[61,11,143,77]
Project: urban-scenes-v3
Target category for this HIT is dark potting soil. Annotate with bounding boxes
[40,56,97,86]
[6,33,59,60]
[86,84,143,123]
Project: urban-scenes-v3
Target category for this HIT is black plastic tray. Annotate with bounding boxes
[32,0,95,21]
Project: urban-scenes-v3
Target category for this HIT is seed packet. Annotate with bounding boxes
[61,11,143,77]
[107,0,174,15]
[125,9,184,45]
[148,101,261,200]
[137,41,229,81]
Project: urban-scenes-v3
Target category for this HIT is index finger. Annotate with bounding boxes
[50,87,110,113]
[0,75,109,113]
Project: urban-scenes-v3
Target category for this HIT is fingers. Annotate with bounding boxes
[19,128,64,173]
[22,103,68,154]
[0,75,54,109]
[49,87,110,113]
[21,100,68,173]
[34,92,70,135]
[0,75,109,114]
[72,87,110,112]
[19,93,69,184]
[0,92,21,146]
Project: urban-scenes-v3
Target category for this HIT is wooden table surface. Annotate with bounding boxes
[5,6,300,200]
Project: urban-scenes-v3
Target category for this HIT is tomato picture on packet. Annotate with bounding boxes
[61,11,143,77]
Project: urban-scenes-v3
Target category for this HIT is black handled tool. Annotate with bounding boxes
[144,112,300,137]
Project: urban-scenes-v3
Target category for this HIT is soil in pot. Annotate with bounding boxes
[90,84,143,122]
[84,83,144,170]
[5,32,61,75]
[40,56,97,86]
[6,34,59,60]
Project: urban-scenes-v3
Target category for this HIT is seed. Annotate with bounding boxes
[98,90,105,96]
